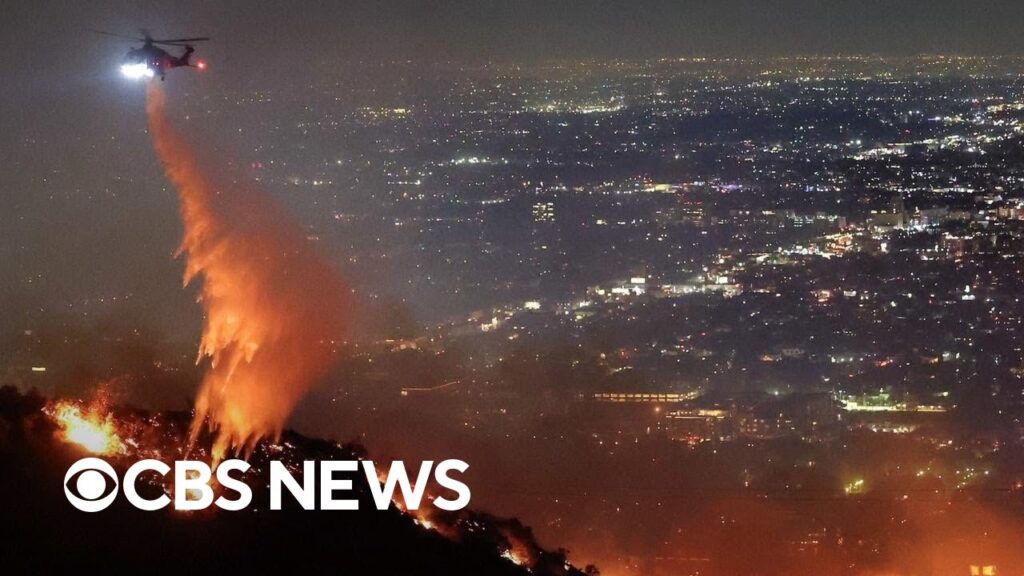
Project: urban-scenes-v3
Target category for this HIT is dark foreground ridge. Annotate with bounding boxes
[0,386,592,575]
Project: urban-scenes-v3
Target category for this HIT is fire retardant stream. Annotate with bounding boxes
[146,84,347,462]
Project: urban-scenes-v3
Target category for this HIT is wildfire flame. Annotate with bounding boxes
[46,400,124,456]
[501,548,528,567]
[501,533,536,568]
[145,85,348,462]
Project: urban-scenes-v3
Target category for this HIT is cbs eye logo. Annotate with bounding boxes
[64,457,119,512]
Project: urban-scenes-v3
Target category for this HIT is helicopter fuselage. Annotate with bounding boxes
[100,30,208,80]
[124,43,194,78]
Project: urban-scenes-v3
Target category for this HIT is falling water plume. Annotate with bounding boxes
[146,84,347,461]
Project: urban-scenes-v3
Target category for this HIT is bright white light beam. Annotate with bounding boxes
[121,63,155,79]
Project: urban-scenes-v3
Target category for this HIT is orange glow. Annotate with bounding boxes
[500,534,536,568]
[146,85,348,462]
[501,549,527,566]
[46,400,124,456]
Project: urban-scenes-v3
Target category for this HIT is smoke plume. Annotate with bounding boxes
[146,84,347,460]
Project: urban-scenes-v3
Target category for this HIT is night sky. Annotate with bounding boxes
[5,0,1024,342]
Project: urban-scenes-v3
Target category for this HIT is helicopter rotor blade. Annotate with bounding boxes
[90,29,146,42]
[152,37,211,44]
[90,28,209,46]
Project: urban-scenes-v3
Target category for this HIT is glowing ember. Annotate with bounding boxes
[46,400,124,456]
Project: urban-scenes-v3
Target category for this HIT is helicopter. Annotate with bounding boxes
[94,29,210,80]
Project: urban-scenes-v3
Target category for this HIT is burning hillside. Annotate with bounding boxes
[0,84,601,575]
[0,386,591,575]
